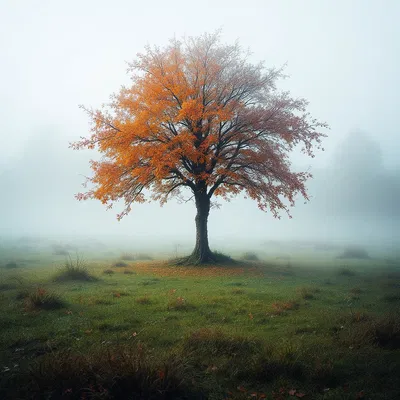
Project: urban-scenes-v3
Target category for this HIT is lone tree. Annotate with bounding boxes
[71,33,328,264]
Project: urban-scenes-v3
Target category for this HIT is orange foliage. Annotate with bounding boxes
[71,32,328,220]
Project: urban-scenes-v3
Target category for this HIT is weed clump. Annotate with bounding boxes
[103,269,114,275]
[113,261,129,268]
[123,269,136,275]
[231,288,245,295]
[140,278,160,286]
[338,313,400,349]
[94,298,113,305]
[270,300,300,316]
[5,346,203,400]
[167,296,195,311]
[54,255,97,282]
[136,296,152,305]
[111,290,129,298]
[296,286,320,300]
[24,287,65,310]
[226,281,246,287]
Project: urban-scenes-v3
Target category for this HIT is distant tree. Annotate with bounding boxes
[71,32,328,264]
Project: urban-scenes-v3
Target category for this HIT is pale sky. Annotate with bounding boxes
[0,0,399,246]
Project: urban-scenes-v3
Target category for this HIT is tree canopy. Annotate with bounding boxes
[71,32,328,263]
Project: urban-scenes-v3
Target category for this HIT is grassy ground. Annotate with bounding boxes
[0,241,399,399]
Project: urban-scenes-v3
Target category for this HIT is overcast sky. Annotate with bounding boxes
[0,0,399,247]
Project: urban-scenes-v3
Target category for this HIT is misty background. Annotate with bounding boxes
[0,0,399,252]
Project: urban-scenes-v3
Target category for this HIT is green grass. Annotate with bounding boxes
[0,245,399,399]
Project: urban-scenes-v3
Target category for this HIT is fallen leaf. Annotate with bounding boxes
[289,389,297,395]
[158,370,165,379]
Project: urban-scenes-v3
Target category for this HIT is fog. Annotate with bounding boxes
[0,0,399,253]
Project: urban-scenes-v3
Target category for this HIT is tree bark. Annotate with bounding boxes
[190,191,212,263]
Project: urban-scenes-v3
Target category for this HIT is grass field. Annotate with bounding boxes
[0,238,399,399]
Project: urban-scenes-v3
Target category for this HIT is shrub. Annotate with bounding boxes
[114,261,129,267]
[54,255,96,282]
[103,269,114,275]
[337,246,370,259]
[241,251,259,261]
[123,269,135,275]
[4,261,18,269]
[135,253,153,261]
[120,253,135,261]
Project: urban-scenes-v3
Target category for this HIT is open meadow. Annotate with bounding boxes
[0,237,399,399]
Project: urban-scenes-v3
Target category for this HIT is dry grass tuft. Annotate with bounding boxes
[24,287,65,311]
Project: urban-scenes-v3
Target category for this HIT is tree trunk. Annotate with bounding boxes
[190,191,212,263]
